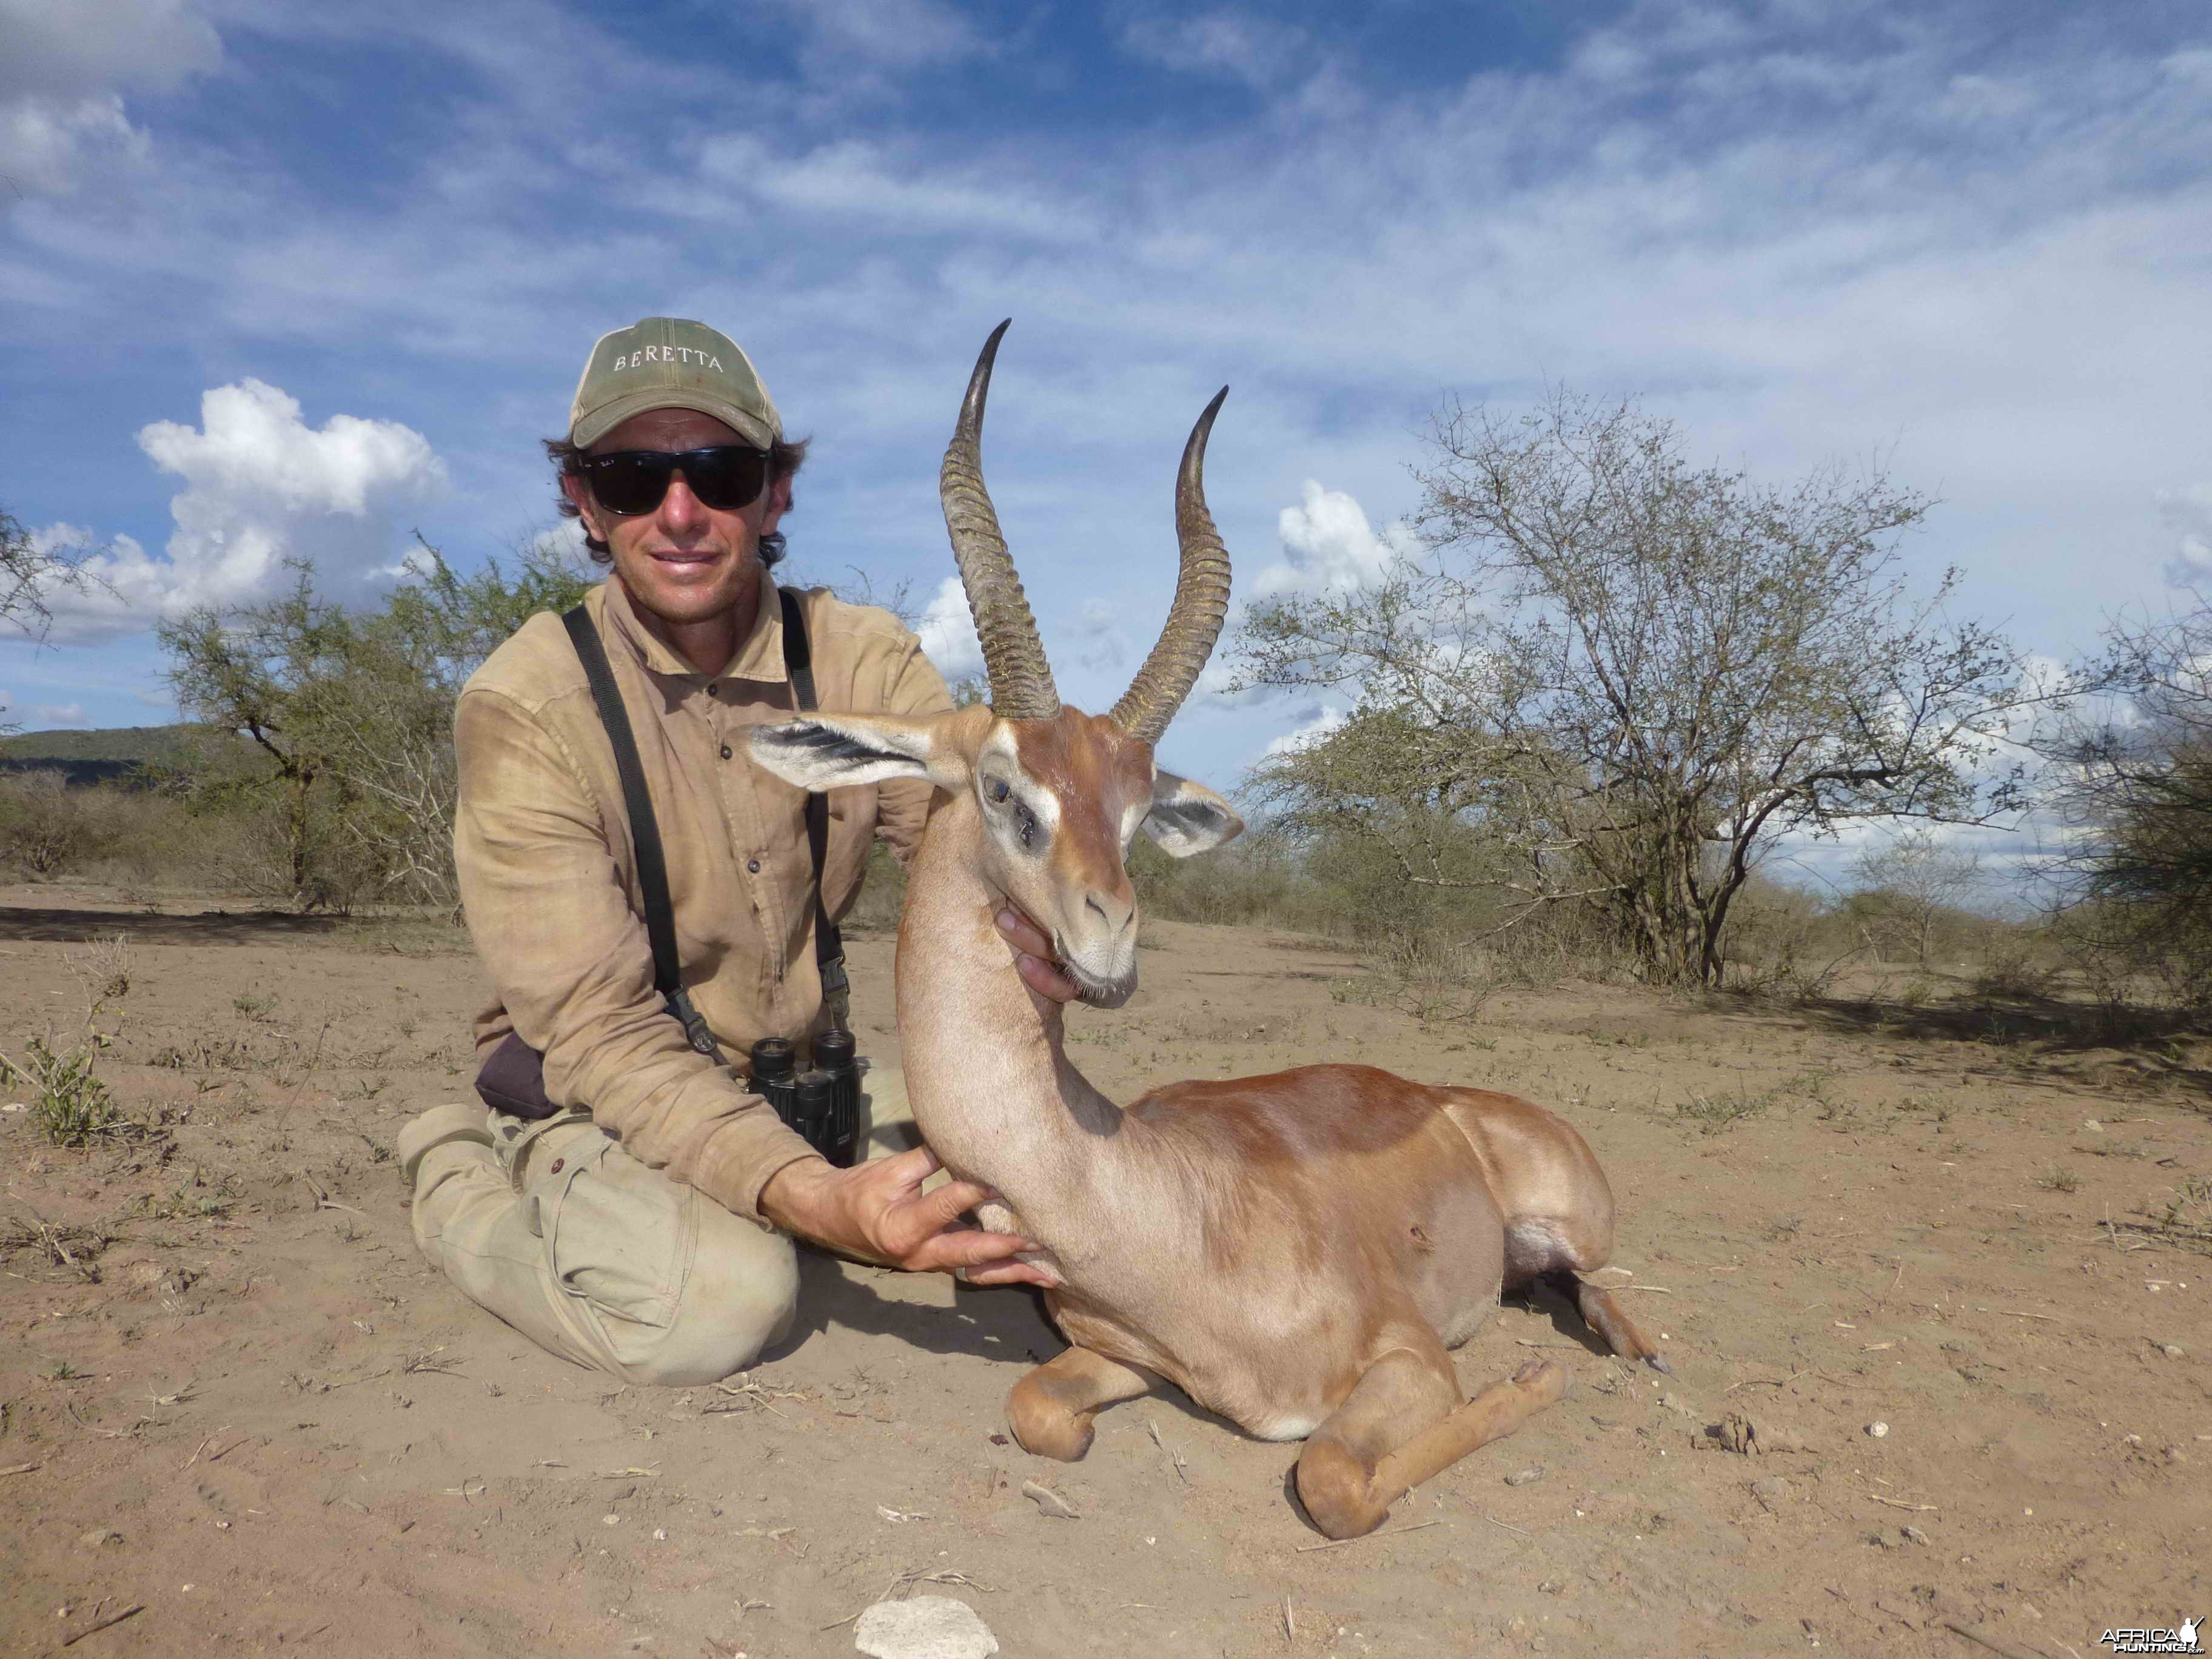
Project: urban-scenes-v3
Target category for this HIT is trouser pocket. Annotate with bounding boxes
[539,1129,694,1334]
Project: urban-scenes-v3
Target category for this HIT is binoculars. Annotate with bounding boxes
[748,1030,861,1168]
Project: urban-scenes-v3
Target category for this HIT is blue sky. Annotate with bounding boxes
[3,0,2210,883]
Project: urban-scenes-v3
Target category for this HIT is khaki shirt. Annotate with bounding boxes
[454,569,951,1223]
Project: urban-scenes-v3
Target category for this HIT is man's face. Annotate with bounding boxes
[562,407,790,632]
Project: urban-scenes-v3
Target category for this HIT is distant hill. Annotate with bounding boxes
[0,723,237,787]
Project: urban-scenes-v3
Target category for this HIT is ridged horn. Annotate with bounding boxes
[1109,386,1232,746]
[939,321,1059,720]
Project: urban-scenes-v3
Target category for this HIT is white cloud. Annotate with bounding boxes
[785,0,980,69]
[32,702,85,725]
[1252,481,1413,600]
[0,93,150,196]
[0,0,220,196]
[518,517,595,574]
[0,0,222,102]
[36,380,447,641]
[1121,11,1310,90]
[1259,702,1346,758]
[696,136,1096,243]
[1069,597,1128,672]
[914,574,983,680]
[2160,483,2212,586]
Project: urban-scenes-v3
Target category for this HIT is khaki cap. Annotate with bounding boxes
[568,317,783,449]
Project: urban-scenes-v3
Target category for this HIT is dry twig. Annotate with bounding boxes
[1940,1619,2062,1659]
[61,1604,144,1646]
[1724,1367,1816,1395]
[705,1377,803,1417]
[1295,1519,1449,1553]
[67,1403,150,1440]
[1146,1417,1189,1483]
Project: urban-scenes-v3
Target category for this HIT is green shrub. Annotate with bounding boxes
[3,1031,124,1147]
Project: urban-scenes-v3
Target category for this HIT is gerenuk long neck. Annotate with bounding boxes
[892,793,1133,1234]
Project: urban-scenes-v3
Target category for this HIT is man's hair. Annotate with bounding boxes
[545,435,811,568]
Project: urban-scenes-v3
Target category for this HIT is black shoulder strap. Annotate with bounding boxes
[779,588,851,1026]
[562,604,721,1059]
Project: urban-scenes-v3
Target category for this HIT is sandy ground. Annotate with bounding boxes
[0,883,2207,1658]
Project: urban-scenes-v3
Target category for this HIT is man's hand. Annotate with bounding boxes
[759,1148,1060,1288]
[995,904,1081,1003]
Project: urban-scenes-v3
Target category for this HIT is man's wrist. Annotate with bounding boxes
[758,1154,836,1239]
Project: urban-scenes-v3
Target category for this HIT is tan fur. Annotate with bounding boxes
[745,333,1665,1535]
[871,705,1667,1537]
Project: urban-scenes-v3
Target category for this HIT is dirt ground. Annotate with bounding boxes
[0,883,2206,1659]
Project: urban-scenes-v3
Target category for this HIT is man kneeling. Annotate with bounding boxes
[397,318,1065,1385]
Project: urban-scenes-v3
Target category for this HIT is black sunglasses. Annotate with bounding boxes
[577,444,771,515]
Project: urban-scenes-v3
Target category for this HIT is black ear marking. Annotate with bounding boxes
[1146,797,1221,836]
[756,722,914,769]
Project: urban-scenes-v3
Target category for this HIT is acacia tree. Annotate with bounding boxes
[158,540,593,909]
[2034,594,2212,1001]
[1848,827,1984,968]
[1,503,92,648]
[1237,390,2045,986]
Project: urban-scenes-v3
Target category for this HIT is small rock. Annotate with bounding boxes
[1019,1480,1079,1520]
[1656,1392,1695,1418]
[77,1528,122,1550]
[1749,1476,1791,1501]
[1869,1530,1899,1548]
[1504,1467,1545,1487]
[1865,1421,1889,1438]
[2017,1601,2042,1621]
[1901,1525,1930,1545]
[854,1595,999,1659]
[1537,1578,1565,1595]
[2159,1343,2187,1359]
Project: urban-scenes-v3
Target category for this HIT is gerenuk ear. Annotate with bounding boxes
[1141,768,1243,857]
[748,714,940,790]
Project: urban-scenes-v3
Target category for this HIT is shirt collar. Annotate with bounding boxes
[598,564,788,686]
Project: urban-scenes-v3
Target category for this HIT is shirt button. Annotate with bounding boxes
[747,858,762,873]
[720,743,733,760]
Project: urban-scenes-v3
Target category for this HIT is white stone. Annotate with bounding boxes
[854,1596,999,1659]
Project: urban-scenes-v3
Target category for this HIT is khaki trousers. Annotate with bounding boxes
[398,1070,921,1387]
